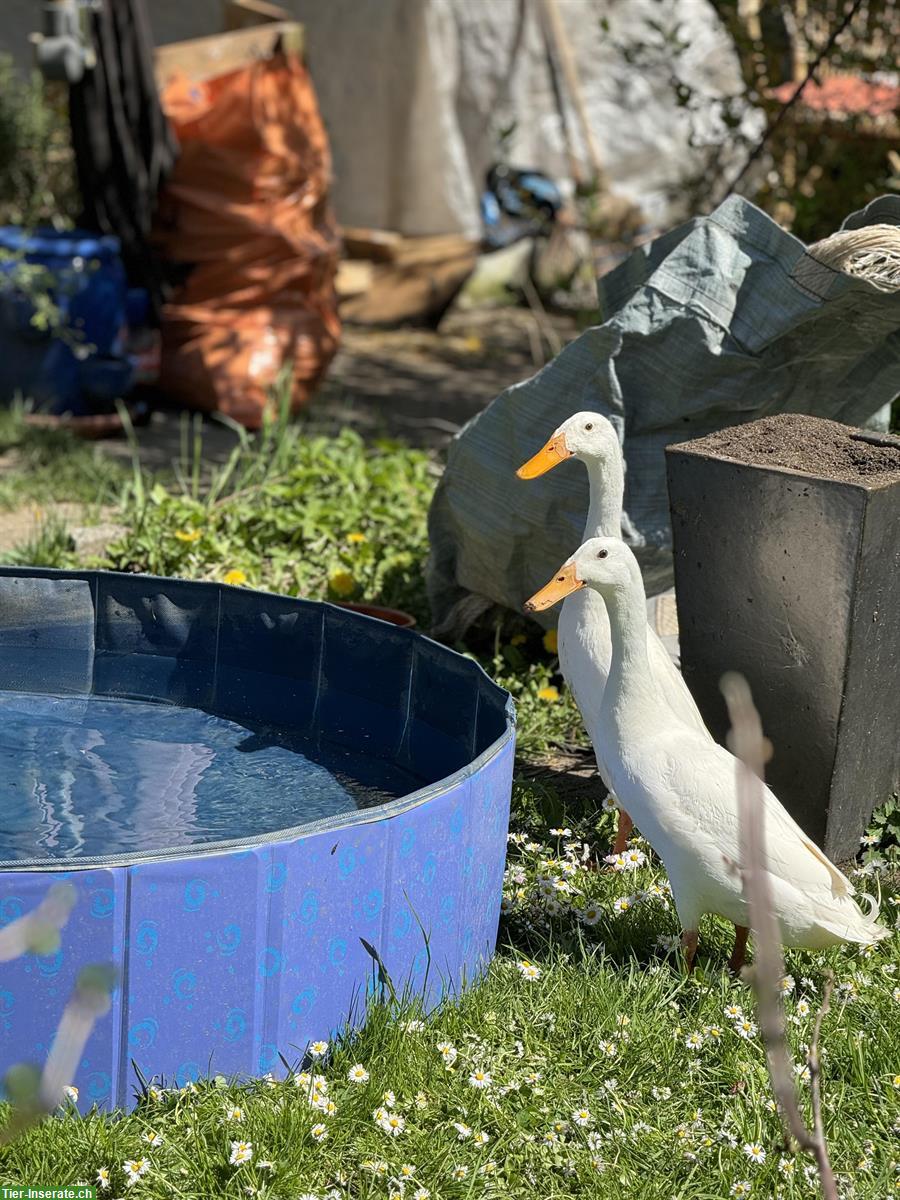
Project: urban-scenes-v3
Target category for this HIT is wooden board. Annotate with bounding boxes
[223,0,291,31]
[154,21,304,87]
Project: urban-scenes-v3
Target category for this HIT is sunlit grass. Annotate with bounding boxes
[1,414,899,1197]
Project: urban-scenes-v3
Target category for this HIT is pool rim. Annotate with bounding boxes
[0,567,516,874]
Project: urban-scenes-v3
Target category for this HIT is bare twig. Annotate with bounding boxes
[720,672,838,1200]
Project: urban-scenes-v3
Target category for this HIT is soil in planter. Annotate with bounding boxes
[686,414,900,483]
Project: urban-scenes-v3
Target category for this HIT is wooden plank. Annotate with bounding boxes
[154,21,304,87]
[223,0,291,32]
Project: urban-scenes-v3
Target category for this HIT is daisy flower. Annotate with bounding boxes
[472,1131,490,1146]
[452,1165,469,1180]
[226,1105,244,1121]
[308,1040,329,1058]
[398,1164,417,1178]
[347,1064,370,1084]
[379,1112,406,1137]
[735,1017,758,1039]
[310,1123,328,1142]
[598,1039,618,1058]
[468,1069,492,1089]
[402,1019,425,1033]
[744,1143,766,1165]
[612,895,634,915]
[96,1167,111,1189]
[142,1130,163,1147]
[453,1122,472,1140]
[572,1108,593,1127]
[685,1031,705,1051]
[730,1183,752,1197]
[623,848,647,869]
[437,1041,458,1066]
[517,960,542,981]
[778,974,795,996]
[123,1159,150,1184]
[580,903,602,926]
[229,1141,253,1166]
[64,1085,79,1104]
[795,998,811,1017]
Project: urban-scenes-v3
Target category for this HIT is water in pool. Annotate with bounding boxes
[0,691,426,861]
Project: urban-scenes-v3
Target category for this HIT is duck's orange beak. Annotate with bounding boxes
[516,432,572,479]
[524,562,583,612]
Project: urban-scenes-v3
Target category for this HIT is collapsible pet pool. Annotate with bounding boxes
[0,569,515,1109]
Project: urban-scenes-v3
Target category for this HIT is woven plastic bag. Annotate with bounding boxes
[426,195,900,635]
[154,52,341,428]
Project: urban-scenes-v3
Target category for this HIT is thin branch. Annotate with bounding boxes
[720,672,838,1200]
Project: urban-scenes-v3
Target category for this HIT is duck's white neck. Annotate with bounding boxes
[582,453,624,541]
[599,573,664,731]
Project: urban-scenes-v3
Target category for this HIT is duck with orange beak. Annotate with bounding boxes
[526,538,889,973]
[516,413,710,859]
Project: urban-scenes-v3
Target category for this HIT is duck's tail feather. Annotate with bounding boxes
[817,889,891,945]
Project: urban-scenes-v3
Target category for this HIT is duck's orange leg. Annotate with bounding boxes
[728,925,749,974]
[611,808,634,856]
[682,929,699,975]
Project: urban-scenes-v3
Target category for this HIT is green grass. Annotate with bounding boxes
[1,417,899,1198]
[0,406,128,511]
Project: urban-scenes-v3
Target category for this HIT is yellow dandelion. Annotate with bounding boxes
[174,528,202,543]
[537,686,559,703]
[329,569,356,598]
[223,569,248,587]
[542,629,558,654]
[346,531,367,545]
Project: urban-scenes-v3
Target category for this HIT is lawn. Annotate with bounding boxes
[1,413,898,1200]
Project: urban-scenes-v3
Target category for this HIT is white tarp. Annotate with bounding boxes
[293,0,761,237]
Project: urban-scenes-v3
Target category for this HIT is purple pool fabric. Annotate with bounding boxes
[0,569,515,1109]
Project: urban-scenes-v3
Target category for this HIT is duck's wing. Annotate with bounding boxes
[654,732,851,899]
[646,628,709,737]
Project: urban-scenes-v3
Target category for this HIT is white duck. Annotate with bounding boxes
[525,537,889,968]
[517,412,710,856]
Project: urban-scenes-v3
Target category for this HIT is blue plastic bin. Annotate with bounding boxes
[0,227,131,413]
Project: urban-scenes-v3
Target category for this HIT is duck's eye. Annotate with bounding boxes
[557,576,565,581]
[597,549,608,559]
[585,422,593,431]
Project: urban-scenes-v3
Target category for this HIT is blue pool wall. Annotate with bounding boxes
[0,569,515,1110]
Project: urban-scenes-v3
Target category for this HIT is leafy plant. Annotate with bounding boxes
[0,54,77,228]
[102,409,438,624]
[867,794,900,853]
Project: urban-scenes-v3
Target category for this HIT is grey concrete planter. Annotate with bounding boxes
[666,415,900,860]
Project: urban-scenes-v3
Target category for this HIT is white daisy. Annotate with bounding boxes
[744,1142,766,1165]
[347,1064,370,1084]
[229,1141,253,1166]
[468,1069,492,1089]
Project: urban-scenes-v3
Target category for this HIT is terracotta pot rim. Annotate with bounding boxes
[333,600,417,628]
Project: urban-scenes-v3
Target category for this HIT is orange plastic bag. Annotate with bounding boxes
[154,53,341,428]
